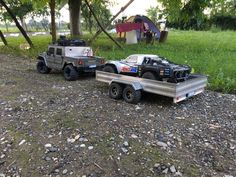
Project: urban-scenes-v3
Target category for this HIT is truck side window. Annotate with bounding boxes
[126,56,138,63]
[56,48,62,55]
[48,47,55,55]
[143,57,150,64]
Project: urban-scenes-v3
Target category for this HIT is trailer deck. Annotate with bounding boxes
[96,71,207,103]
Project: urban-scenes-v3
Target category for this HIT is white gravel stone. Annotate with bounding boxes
[62,169,68,175]
[156,141,168,148]
[170,165,176,173]
[44,143,52,148]
[131,134,138,139]
[80,144,86,148]
[123,141,129,147]
[67,138,76,143]
[88,146,94,150]
[19,139,26,146]
[162,168,168,174]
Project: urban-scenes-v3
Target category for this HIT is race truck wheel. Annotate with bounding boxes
[103,65,117,73]
[63,65,79,81]
[109,83,123,100]
[36,60,51,74]
[142,72,157,80]
[122,85,141,104]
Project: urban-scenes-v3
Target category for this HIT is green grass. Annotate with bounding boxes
[0,30,235,93]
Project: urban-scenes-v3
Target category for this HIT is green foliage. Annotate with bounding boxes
[1,0,33,20]
[211,15,236,30]
[156,0,236,30]
[146,6,160,23]
[0,30,236,93]
[81,0,112,33]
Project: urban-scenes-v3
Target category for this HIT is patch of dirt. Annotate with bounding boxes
[0,54,235,177]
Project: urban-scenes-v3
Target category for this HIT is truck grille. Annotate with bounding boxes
[174,71,189,80]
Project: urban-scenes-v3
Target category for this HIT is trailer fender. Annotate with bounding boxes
[109,79,143,91]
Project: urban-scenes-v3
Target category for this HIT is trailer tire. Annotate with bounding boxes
[37,60,51,74]
[109,83,123,100]
[142,72,157,80]
[123,86,141,104]
[63,65,79,81]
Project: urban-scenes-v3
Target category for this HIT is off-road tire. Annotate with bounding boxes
[142,72,157,80]
[103,65,117,73]
[63,65,79,81]
[109,83,123,100]
[37,60,51,74]
[122,85,142,104]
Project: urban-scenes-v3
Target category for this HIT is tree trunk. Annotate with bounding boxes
[49,0,56,43]
[89,0,135,44]
[0,0,33,47]
[84,0,122,49]
[0,30,8,45]
[68,0,82,37]
[19,17,27,31]
[4,18,9,32]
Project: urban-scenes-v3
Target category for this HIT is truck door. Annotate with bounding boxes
[46,47,55,68]
[54,48,64,69]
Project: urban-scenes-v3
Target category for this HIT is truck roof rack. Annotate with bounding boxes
[57,35,86,47]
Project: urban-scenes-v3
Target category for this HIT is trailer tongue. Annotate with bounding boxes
[96,71,207,104]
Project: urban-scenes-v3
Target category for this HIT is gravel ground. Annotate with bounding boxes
[0,54,236,177]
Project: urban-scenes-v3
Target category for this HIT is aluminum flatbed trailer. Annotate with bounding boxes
[96,70,208,104]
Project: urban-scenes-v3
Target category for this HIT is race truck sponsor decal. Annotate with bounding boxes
[121,66,138,73]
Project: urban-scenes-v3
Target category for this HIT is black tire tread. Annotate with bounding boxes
[36,60,51,74]
[109,83,123,99]
[103,65,117,73]
[122,86,142,104]
[63,65,79,81]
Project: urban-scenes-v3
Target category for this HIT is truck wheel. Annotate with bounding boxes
[109,83,123,100]
[122,86,141,104]
[103,65,117,73]
[63,65,79,81]
[37,60,51,74]
[142,72,157,80]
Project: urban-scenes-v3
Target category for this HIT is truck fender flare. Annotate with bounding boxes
[63,62,75,70]
[105,63,118,73]
[37,56,48,66]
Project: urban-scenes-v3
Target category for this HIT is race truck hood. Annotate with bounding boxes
[157,59,190,71]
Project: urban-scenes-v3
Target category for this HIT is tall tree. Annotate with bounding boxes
[68,0,82,37]
[49,0,56,42]
[22,0,57,43]
[0,0,33,47]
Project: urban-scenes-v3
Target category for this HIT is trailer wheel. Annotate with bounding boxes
[63,65,79,81]
[142,72,157,80]
[122,86,141,104]
[109,83,123,99]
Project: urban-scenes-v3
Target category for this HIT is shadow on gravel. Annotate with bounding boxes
[141,92,173,106]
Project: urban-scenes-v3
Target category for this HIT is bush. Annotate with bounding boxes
[211,15,236,30]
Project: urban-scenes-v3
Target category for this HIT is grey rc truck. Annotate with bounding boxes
[36,38,105,81]
[103,54,191,83]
